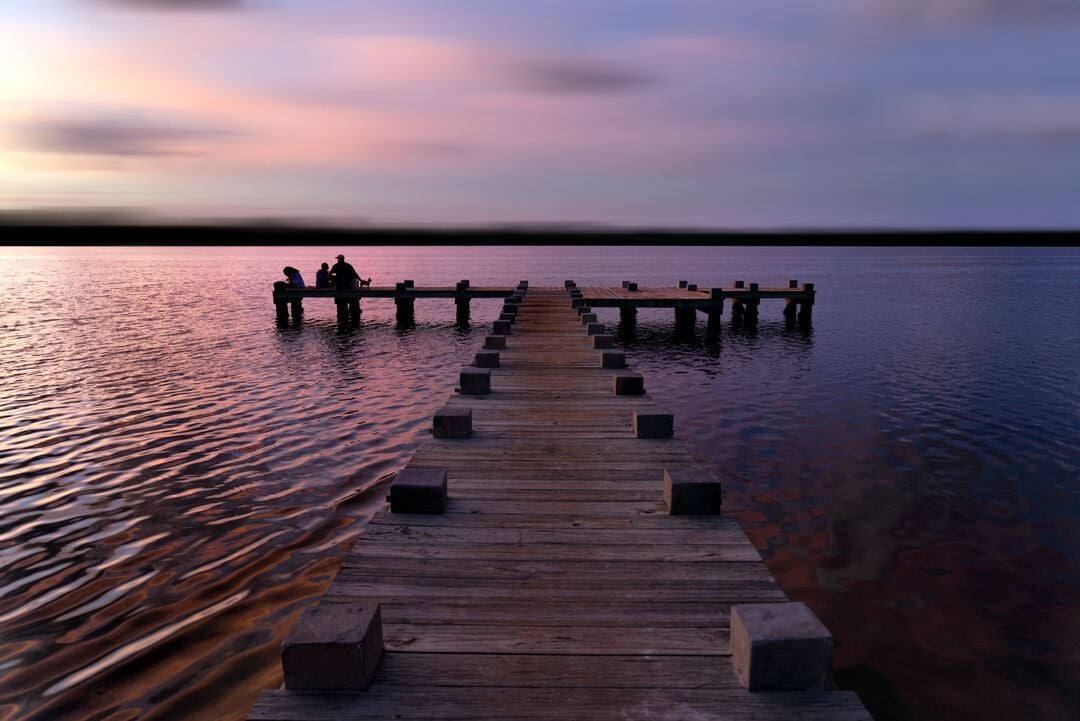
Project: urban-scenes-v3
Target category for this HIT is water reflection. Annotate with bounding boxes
[0,246,1076,721]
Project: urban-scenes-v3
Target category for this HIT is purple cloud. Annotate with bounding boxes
[508,57,658,95]
[18,117,229,157]
[852,0,1080,29]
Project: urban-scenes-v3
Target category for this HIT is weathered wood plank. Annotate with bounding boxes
[248,287,864,721]
[250,687,871,721]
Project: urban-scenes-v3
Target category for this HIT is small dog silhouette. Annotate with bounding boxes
[358,277,372,288]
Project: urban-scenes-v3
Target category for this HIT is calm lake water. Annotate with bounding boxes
[0,245,1076,721]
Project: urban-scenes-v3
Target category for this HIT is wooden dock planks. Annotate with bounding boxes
[246,288,868,721]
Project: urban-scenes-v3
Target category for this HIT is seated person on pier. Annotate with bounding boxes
[315,262,330,288]
[282,266,305,288]
[329,254,371,289]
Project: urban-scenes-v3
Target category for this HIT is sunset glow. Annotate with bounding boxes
[3,1,1080,226]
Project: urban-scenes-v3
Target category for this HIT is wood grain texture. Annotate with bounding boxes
[247,288,866,721]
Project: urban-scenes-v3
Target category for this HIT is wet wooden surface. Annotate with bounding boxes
[247,289,867,721]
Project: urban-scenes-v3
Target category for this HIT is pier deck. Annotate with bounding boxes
[247,288,864,721]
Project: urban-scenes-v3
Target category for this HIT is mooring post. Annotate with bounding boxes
[389,468,448,513]
[633,408,674,439]
[601,350,626,369]
[663,466,722,515]
[734,280,745,289]
[730,602,833,691]
[678,280,688,289]
[281,603,384,691]
[433,407,472,439]
[474,350,500,368]
[460,368,491,395]
[687,284,698,292]
[789,279,799,289]
[612,372,645,395]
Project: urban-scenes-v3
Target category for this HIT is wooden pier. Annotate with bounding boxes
[247,283,866,721]
[270,278,816,328]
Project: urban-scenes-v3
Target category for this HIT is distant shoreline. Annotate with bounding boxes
[2,219,1078,246]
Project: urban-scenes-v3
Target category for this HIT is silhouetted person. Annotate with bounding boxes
[283,266,305,288]
[315,262,330,288]
[329,254,359,290]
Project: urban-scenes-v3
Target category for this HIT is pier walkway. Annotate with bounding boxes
[247,287,866,721]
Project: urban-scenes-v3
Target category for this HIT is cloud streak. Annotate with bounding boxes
[94,0,243,9]
[847,0,1080,30]
[17,116,229,157]
[507,57,658,94]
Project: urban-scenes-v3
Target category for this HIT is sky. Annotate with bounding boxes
[2,0,1079,228]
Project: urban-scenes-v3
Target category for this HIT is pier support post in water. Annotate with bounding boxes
[275,299,290,324]
[348,299,360,323]
[281,603,384,691]
[433,407,472,439]
[663,466,722,515]
[798,283,815,325]
[395,283,415,324]
[744,284,760,324]
[619,306,637,326]
[730,602,833,691]
[731,299,745,323]
[633,408,674,439]
[455,292,470,325]
[674,307,696,330]
[334,297,349,324]
[784,298,798,324]
[389,468,448,514]
[290,299,303,319]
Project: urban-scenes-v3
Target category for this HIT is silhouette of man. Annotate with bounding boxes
[329,254,359,290]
